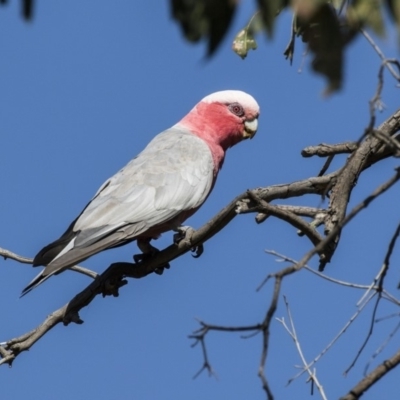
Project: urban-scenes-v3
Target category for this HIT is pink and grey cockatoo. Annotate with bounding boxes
[22,90,260,296]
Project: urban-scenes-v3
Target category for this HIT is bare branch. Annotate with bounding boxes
[344,294,381,375]
[2,105,400,400]
[69,266,98,279]
[1,166,398,368]
[265,250,377,290]
[282,220,400,382]
[318,154,334,176]
[0,248,98,279]
[372,129,400,157]
[277,296,328,400]
[360,29,400,84]
[343,221,400,374]
[340,348,400,400]
[189,323,218,379]
[296,166,400,273]
[288,289,377,385]
[0,247,32,264]
[269,205,326,218]
[364,320,400,375]
[301,142,358,157]
[247,190,324,249]
[258,274,282,400]
[266,249,400,305]
[322,106,400,269]
[0,308,67,366]
[380,221,400,291]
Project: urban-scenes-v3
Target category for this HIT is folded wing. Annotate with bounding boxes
[22,127,214,295]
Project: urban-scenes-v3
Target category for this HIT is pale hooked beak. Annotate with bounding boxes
[243,118,258,139]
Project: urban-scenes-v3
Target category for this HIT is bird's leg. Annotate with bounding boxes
[173,226,204,258]
[134,237,170,275]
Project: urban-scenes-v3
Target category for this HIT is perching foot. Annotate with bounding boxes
[134,237,170,275]
[173,225,204,258]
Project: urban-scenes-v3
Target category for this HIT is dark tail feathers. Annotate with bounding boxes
[20,270,52,297]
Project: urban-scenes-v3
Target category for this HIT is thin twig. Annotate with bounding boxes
[300,167,400,273]
[318,154,334,176]
[301,142,358,157]
[69,266,98,279]
[357,221,400,309]
[190,324,218,379]
[277,296,328,400]
[340,348,400,400]
[344,294,381,375]
[0,247,98,279]
[247,190,324,249]
[0,247,32,264]
[379,221,400,291]
[254,205,326,224]
[265,250,376,290]
[287,291,377,385]
[286,221,400,381]
[364,320,400,375]
[360,29,400,83]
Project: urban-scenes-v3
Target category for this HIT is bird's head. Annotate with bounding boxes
[180,90,260,151]
[201,90,260,141]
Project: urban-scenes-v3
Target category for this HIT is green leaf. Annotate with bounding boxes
[232,28,258,59]
[291,0,327,19]
[170,0,237,57]
[232,12,263,59]
[347,0,385,36]
[257,0,289,37]
[296,3,344,94]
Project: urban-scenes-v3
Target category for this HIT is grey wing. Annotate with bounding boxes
[42,127,215,274]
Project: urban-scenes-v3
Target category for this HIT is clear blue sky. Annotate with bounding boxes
[1,2,399,399]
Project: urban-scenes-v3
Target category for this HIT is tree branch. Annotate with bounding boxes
[360,29,400,84]
[277,296,328,400]
[0,248,98,280]
[340,348,400,400]
[301,142,358,157]
[2,107,400,400]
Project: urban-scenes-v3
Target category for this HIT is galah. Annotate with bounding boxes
[22,90,260,296]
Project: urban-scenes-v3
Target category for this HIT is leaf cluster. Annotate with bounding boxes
[170,0,400,93]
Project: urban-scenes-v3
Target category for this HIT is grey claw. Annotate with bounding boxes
[173,226,204,258]
[173,225,195,244]
[191,244,204,258]
[173,232,183,244]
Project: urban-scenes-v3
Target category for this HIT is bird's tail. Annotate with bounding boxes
[33,223,77,267]
[20,220,79,297]
[20,270,53,297]
[21,227,130,296]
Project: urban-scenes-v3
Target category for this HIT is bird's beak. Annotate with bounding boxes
[243,118,258,139]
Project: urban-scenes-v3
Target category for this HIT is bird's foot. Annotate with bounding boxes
[133,251,170,275]
[173,225,204,258]
[134,238,170,275]
[173,225,195,244]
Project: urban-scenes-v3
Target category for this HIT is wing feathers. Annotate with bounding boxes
[26,127,215,294]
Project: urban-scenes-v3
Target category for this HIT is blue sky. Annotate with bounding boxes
[1,1,400,399]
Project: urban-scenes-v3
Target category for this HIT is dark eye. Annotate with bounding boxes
[229,103,244,117]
